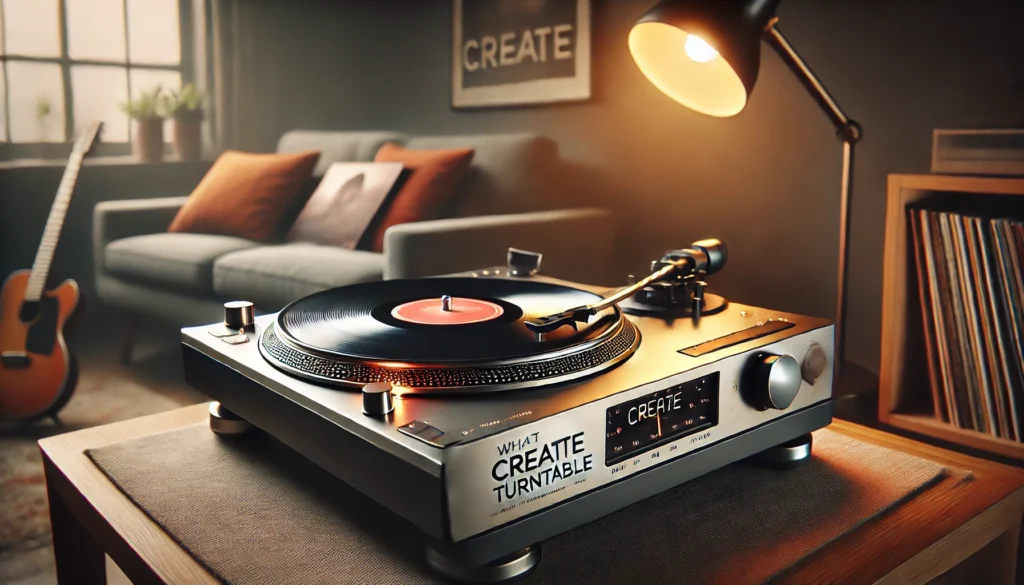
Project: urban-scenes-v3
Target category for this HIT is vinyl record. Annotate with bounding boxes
[274,278,621,363]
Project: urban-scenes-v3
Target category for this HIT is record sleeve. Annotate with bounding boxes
[910,208,948,422]
[978,218,1019,440]
[966,216,1007,438]
[939,212,980,431]
[1003,221,1024,426]
[952,213,995,435]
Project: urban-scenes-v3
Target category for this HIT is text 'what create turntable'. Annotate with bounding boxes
[181,239,834,583]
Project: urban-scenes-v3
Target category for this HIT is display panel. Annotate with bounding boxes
[606,373,719,465]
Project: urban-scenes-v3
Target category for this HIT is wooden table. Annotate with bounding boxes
[39,404,1024,585]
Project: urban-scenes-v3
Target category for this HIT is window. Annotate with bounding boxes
[0,0,192,155]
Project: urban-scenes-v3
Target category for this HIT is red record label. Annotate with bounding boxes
[392,297,504,325]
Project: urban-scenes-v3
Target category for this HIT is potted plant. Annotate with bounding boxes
[162,84,205,161]
[35,97,60,158]
[120,87,165,163]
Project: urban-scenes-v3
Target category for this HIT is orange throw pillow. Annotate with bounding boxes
[367,143,474,252]
[168,150,320,242]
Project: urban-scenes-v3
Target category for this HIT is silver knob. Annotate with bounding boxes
[224,301,255,330]
[745,353,802,411]
[362,382,394,416]
[441,295,453,312]
[801,343,829,384]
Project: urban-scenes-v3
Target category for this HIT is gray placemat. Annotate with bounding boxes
[87,422,948,585]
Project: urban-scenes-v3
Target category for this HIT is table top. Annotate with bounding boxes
[39,404,1024,585]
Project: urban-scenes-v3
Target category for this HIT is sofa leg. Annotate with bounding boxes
[119,324,137,365]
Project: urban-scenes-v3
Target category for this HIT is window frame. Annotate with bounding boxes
[0,0,194,160]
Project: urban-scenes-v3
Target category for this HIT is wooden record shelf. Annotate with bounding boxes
[879,173,1024,460]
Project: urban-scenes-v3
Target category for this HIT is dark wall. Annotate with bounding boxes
[221,0,1024,373]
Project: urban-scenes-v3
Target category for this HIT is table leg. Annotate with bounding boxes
[985,524,1021,585]
[930,514,1021,585]
[48,483,106,585]
[1017,515,1024,585]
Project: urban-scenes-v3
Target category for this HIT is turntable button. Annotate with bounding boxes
[361,382,394,416]
[220,332,249,345]
[398,421,451,447]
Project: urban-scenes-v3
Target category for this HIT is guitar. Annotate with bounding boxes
[0,122,102,422]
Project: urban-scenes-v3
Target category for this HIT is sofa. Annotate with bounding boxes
[93,130,614,357]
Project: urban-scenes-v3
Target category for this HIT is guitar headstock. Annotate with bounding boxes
[72,121,104,159]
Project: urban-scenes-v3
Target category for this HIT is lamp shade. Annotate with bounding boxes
[629,0,781,117]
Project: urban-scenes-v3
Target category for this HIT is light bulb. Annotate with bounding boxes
[684,34,718,63]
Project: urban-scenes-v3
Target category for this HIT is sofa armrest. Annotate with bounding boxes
[93,196,189,278]
[383,208,615,283]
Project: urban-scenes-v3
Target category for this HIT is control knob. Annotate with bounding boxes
[801,342,829,384]
[362,382,395,416]
[224,301,255,330]
[743,353,802,411]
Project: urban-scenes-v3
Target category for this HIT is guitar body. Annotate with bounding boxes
[0,270,80,421]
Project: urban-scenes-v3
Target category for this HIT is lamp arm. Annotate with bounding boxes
[832,139,853,375]
[762,23,861,144]
[763,22,858,374]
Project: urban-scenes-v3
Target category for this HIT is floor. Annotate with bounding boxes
[0,325,206,585]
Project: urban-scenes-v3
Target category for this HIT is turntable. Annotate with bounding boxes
[181,239,834,583]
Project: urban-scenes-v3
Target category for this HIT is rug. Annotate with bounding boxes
[86,425,947,584]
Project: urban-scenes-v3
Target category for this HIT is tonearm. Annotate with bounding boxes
[525,239,727,334]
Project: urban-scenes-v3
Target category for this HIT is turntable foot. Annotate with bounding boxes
[750,433,813,470]
[208,401,256,436]
[425,545,541,584]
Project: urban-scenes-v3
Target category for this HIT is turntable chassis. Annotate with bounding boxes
[181,309,833,569]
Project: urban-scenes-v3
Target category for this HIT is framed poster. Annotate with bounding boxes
[452,0,591,109]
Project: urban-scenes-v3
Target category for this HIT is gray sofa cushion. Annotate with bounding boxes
[96,275,228,327]
[404,133,557,218]
[213,244,384,310]
[105,233,258,295]
[276,130,407,176]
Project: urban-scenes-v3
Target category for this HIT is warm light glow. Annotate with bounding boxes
[684,34,718,63]
[377,361,413,369]
[391,387,408,400]
[628,22,747,117]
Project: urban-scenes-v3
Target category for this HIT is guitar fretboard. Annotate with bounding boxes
[24,153,85,301]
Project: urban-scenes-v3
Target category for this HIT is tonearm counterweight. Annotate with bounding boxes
[525,239,727,334]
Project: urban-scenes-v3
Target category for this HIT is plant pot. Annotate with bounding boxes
[172,117,203,161]
[134,118,164,163]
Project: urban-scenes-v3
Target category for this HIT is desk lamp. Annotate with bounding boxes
[629,0,861,379]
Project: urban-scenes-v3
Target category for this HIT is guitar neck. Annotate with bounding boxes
[24,153,85,301]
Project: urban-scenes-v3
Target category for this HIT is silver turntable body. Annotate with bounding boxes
[180,268,834,577]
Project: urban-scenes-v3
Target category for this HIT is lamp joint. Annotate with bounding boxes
[839,120,862,144]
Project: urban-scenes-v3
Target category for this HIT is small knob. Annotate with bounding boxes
[744,353,802,411]
[801,343,829,384]
[507,248,542,276]
[362,382,394,416]
[224,301,255,330]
